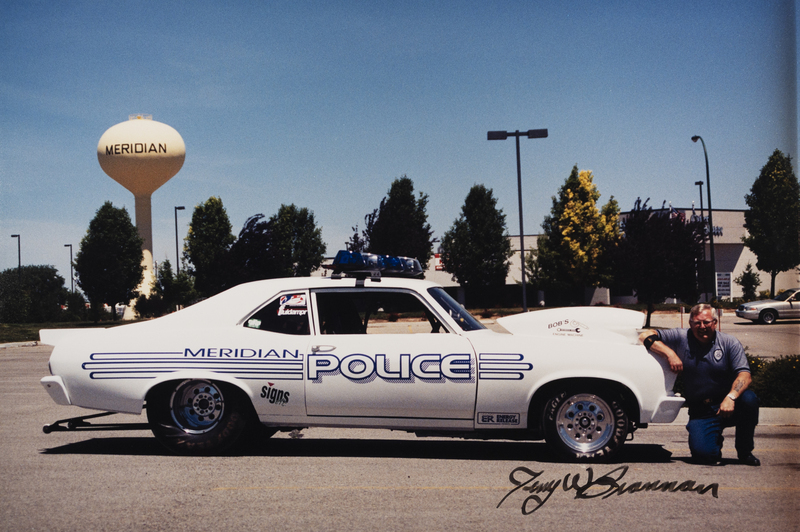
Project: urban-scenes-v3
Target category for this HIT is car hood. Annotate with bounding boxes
[496,306,644,344]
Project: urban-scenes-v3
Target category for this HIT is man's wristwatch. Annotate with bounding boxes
[726,394,737,401]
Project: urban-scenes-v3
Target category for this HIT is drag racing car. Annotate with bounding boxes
[40,251,684,460]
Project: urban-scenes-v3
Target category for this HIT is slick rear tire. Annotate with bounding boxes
[147,379,251,455]
[543,388,628,461]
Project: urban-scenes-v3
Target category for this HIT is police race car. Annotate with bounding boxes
[40,251,683,460]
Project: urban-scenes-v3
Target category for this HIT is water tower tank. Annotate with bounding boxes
[97,115,186,300]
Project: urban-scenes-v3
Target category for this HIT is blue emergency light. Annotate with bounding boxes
[330,250,423,279]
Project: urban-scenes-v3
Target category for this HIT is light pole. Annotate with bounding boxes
[174,206,185,274]
[488,128,548,311]
[64,244,73,292]
[10,234,20,279]
[691,136,716,301]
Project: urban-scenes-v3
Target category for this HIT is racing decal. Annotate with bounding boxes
[478,412,521,425]
[278,293,307,316]
[261,382,290,405]
[82,350,304,380]
[307,353,472,383]
[478,353,532,380]
[547,318,588,337]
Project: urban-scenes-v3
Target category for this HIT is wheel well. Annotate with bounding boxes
[527,378,640,435]
[145,378,258,421]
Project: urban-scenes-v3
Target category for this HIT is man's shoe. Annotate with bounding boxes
[739,454,761,466]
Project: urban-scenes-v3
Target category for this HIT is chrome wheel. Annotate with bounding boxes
[554,393,615,454]
[170,380,225,434]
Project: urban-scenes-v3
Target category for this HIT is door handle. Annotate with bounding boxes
[311,345,336,353]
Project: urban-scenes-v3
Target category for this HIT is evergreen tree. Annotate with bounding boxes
[742,149,800,295]
[268,204,327,277]
[75,202,144,320]
[441,184,512,300]
[734,263,761,301]
[536,166,620,303]
[0,265,67,323]
[361,176,435,270]
[183,197,236,297]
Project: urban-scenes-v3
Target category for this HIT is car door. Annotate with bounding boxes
[784,291,800,318]
[305,288,477,419]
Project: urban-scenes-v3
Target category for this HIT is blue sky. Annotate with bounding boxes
[1,1,797,285]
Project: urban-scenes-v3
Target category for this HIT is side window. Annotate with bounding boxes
[244,293,310,335]
[315,290,447,335]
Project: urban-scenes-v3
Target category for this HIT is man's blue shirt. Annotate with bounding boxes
[656,328,750,403]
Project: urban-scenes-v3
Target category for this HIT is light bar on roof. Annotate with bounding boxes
[329,250,424,279]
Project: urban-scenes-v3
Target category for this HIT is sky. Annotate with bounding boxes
[1,1,798,287]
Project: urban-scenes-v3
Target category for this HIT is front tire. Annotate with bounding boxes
[543,389,628,461]
[759,309,777,324]
[147,379,250,455]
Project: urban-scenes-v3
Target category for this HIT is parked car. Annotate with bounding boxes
[41,251,683,461]
[735,288,800,324]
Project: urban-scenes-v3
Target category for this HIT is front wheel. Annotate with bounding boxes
[146,379,251,455]
[543,389,628,461]
[759,309,777,324]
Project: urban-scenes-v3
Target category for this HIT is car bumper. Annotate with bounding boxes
[735,309,759,320]
[649,395,685,423]
[41,376,71,406]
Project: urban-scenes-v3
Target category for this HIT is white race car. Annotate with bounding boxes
[41,251,683,460]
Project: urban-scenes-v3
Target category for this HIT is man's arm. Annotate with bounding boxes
[718,371,752,417]
[639,330,683,373]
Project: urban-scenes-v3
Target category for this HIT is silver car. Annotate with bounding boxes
[735,288,800,324]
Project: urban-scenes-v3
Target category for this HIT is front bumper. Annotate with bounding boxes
[735,308,759,320]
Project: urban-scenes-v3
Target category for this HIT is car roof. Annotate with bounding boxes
[133,275,445,329]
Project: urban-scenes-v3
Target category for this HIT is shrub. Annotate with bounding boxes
[748,355,800,408]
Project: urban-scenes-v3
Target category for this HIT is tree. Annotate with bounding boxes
[734,263,761,301]
[441,184,512,302]
[183,197,236,297]
[134,259,197,318]
[614,198,706,326]
[0,265,67,323]
[357,176,435,270]
[227,205,327,283]
[536,166,620,304]
[75,202,144,321]
[742,149,800,296]
[269,204,327,277]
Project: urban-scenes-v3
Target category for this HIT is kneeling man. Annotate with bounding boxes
[640,304,760,466]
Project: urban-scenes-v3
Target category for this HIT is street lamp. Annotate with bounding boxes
[10,234,20,278]
[488,128,548,311]
[64,244,73,292]
[691,136,716,301]
[174,206,185,274]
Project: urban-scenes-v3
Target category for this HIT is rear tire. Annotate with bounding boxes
[543,388,628,461]
[147,379,251,455]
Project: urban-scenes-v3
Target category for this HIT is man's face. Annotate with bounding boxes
[690,309,717,344]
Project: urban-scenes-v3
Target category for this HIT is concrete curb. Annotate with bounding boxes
[669,407,799,426]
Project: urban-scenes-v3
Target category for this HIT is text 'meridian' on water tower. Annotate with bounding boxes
[97,114,186,304]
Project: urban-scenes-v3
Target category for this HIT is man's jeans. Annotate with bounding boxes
[686,390,760,463]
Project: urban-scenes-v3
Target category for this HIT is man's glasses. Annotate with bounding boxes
[690,319,716,327]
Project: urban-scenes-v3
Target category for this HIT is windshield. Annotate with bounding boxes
[427,287,485,331]
[773,290,799,302]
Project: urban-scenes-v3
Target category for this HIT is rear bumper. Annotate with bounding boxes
[41,376,71,405]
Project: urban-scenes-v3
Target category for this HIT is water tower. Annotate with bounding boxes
[97,115,185,299]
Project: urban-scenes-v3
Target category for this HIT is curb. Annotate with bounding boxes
[669,408,800,426]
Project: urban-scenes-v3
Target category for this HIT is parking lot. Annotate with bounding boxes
[1,343,798,531]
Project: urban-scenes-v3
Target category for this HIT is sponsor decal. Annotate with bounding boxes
[547,318,588,337]
[478,413,520,425]
[278,293,308,316]
[261,382,290,405]
[308,353,472,383]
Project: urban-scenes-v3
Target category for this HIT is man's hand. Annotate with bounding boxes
[718,396,735,418]
[664,352,683,373]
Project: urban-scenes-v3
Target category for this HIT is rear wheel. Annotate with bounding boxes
[759,309,777,324]
[543,388,628,461]
[147,379,251,455]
